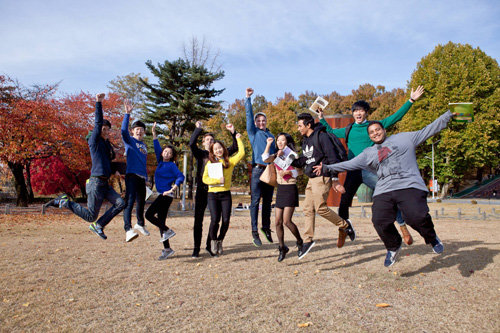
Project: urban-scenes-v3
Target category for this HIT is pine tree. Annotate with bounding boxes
[140,58,225,146]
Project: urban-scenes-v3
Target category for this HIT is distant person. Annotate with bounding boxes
[145,122,185,260]
[189,121,238,258]
[44,93,125,240]
[262,134,304,262]
[245,87,276,246]
[121,100,150,242]
[318,86,424,246]
[202,127,245,256]
[314,110,457,267]
[292,113,355,259]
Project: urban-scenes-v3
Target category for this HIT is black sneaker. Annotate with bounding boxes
[252,231,262,247]
[89,222,107,240]
[205,246,216,257]
[344,219,356,242]
[44,194,69,209]
[191,248,200,258]
[298,241,315,260]
[296,241,304,258]
[278,246,289,262]
[260,228,273,243]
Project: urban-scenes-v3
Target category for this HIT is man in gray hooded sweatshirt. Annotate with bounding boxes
[314,110,455,267]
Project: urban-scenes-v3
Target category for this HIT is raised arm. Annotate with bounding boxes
[411,110,454,146]
[261,137,276,163]
[226,123,238,156]
[318,108,345,137]
[380,86,424,129]
[245,88,257,138]
[189,121,205,159]
[89,93,105,145]
[229,134,246,166]
[121,100,133,144]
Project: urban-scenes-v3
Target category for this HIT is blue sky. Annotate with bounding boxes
[1,0,498,107]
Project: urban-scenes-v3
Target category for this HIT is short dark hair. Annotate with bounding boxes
[102,119,111,128]
[352,100,371,113]
[131,120,146,129]
[297,113,315,127]
[366,120,384,133]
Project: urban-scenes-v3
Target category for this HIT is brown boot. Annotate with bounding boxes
[400,225,413,245]
[337,228,347,248]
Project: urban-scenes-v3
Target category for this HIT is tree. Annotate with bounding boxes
[401,42,500,194]
[108,73,148,118]
[0,76,63,206]
[140,59,225,146]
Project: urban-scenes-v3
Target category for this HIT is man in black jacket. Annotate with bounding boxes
[189,121,238,258]
[292,113,355,258]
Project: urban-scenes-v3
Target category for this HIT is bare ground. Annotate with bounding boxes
[0,201,499,332]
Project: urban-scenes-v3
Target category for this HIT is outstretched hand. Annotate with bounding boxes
[96,93,105,102]
[195,121,202,129]
[152,122,157,138]
[124,100,133,114]
[410,86,425,101]
[312,162,323,176]
[246,88,254,98]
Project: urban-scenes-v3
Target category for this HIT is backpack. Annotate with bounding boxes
[313,129,348,162]
[345,123,353,144]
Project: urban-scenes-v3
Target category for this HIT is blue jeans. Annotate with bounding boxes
[123,174,146,231]
[250,166,274,232]
[339,170,405,226]
[67,177,125,228]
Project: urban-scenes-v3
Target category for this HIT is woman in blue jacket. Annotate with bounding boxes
[145,122,185,260]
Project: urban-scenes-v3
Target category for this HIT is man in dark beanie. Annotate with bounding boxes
[44,93,125,240]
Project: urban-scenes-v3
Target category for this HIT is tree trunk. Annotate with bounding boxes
[25,161,35,202]
[8,161,29,207]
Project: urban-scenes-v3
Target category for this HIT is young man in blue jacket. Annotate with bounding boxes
[245,88,276,247]
[44,93,125,240]
[121,101,150,242]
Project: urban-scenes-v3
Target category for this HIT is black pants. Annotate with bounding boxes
[372,188,437,251]
[338,170,363,220]
[193,186,211,250]
[207,191,232,241]
[124,173,146,231]
[145,194,173,249]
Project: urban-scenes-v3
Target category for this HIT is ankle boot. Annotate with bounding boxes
[400,225,413,245]
[278,246,289,262]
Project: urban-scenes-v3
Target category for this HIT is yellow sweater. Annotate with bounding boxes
[202,137,245,192]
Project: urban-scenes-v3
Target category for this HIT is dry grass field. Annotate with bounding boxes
[0,200,499,332]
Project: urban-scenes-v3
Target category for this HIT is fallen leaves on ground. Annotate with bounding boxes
[375,303,391,308]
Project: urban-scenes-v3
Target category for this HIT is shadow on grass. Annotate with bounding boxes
[214,237,500,278]
[399,240,500,277]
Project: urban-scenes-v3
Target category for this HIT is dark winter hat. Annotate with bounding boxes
[131,120,146,129]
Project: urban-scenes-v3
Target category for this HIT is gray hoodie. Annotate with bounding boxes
[323,111,453,197]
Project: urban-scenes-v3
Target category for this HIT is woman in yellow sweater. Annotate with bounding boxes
[202,130,245,256]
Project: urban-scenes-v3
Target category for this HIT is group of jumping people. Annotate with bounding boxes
[46,84,456,267]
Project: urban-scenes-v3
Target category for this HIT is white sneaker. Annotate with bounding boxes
[125,229,139,242]
[160,229,176,242]
[134,224,150,236]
